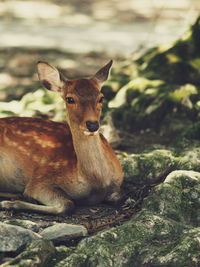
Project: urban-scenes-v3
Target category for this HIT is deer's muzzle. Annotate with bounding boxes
[86,121,99,132]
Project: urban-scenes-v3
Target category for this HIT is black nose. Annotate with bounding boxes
[86,121,99,132]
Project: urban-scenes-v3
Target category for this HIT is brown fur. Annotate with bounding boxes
[0,62,123,215]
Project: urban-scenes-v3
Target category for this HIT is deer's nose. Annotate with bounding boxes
[86,121,99,132]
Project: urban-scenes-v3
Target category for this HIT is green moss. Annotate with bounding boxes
[54,212,199,267]
[53,170,200,266]
[121,149,176,184]
[3,239,56,267]
[141,227,200,267]
[121,145,200,182]
[143,170,200,226]
[178,147,200,171]
[49,246,75,267]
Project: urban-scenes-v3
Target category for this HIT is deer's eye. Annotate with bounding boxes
[98,96,104,103]
[66,97,75,104]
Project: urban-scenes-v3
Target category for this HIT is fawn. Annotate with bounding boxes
[0,60,123,215]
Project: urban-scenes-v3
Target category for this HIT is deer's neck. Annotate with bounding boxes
[70,128,109,182]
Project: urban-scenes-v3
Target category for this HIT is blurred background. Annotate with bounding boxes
[1,0,200,54]
[0,0,200,150]
[0,0,199,94]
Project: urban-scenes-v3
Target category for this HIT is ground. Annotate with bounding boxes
[0,1,200,266]
[0,179,140,236]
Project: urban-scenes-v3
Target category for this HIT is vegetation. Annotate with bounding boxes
[108,17,200,141]
[0,13,200,267]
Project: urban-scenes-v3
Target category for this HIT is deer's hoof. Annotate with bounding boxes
[0,200,19,209]
[105,192,122,205]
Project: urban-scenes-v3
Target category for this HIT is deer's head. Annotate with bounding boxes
[37,60,112,136]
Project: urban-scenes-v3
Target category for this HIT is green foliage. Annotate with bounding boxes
[108,17,200,136]
[0,88,66,121]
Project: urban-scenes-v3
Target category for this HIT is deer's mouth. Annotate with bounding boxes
[83,130,99,136]
[80,125,99,136]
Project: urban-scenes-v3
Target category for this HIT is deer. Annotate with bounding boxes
[0,60,123,215]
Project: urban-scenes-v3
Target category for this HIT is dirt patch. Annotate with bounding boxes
[0,181,143,235]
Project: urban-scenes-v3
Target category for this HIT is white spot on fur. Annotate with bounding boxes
[83,130,98,136]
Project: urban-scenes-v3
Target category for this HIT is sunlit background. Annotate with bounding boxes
[1,0,200,54]
[0,0,199,120]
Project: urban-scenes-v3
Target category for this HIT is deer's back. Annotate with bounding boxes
[0,117,76,192]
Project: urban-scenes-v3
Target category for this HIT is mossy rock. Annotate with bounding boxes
[121,149,176,184]
[143,170,200,227]
[121,145,200,183]
[178,147,200,171]
[54,215,200,267]
[49,246,74,267]
[110,80,198,132]
[3,239,56,267]
[52,170,200,267]
[54,214,188,267]
[108,17,200,134]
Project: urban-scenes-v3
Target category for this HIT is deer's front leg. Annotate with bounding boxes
[104,185,122,205]
[106,192,122,203]
[0,183,74,215]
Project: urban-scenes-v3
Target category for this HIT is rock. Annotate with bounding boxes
[0,222,41,253]
[121,149,176,184]
[2,239,55,267]
[4,219,39,232]
[54,213,200,267]
[50,246,74,267]
[121,146,200,185]
[40,223,88,243]
[178,147,200,171]
[142,170,200,226]
[53,170,200,266]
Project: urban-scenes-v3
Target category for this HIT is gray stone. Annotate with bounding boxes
[40,223,88,242]
[0,222,41,252]
[4,219,39,232]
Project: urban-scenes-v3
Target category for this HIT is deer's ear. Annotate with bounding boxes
[93,60,113,84]
[37,61,65,92]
